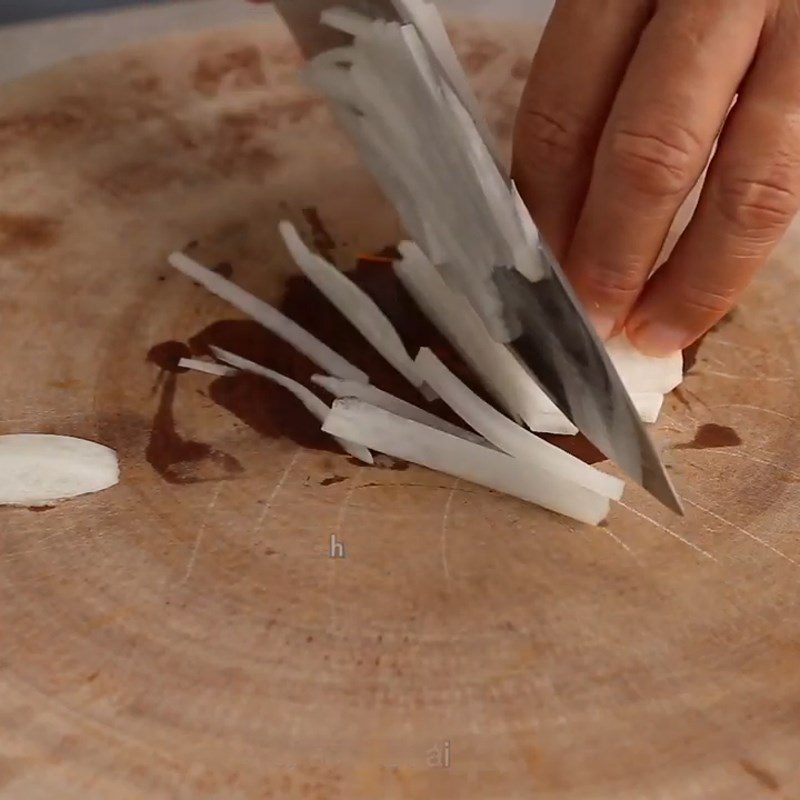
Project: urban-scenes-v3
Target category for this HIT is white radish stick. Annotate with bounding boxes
[0,434,119,507]
[310,374,487,445]
[178,358,237,378]
[211,347,373,465]
[278,220,425,393]
[323,399,611,526]
[414,348,624,500]
[393,241,579,434]
[168,251,368,384]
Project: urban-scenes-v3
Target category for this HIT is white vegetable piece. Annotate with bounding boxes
[168,251,368,384]
[0,434,119,507]
[388,0,496,154]
[306,12,518,339]
[178,358,237,378]
[606,335,683,394]
[211,347,373,465]
[323,399,611,526]
[414,349,624,500]
[630,393,666,425]
[394,241,580,434]
[278,220,424,393]
[310,374,486,445]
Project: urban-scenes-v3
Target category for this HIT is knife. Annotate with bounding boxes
[274,0,684,514]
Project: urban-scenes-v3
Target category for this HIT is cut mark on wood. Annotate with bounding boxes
[618,500,717,561]
[180,482,223,585]
[440,478,460,584]
[684,496,799,567]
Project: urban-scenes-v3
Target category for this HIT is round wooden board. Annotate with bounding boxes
[2,18,800,800]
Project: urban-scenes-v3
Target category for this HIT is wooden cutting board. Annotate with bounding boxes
[2,18,800,800]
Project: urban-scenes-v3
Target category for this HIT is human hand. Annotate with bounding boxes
[513,0,800,355]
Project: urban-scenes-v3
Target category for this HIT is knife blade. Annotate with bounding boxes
[274,0,684,514]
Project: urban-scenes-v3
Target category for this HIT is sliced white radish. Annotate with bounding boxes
[307,15,519,338]
[211,347,373,465]
[310,374,486,445]
[394,241,580,433]
[631,393,666,425]
[0,434,119,507]
[606,335,684,394]
[168,251,368,384]
[390,0,490,142]
[178,358,237,378]
[414,348,624,499]
[323,399,611,526]
[278,220,425,393]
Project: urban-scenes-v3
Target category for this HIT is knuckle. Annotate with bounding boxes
[677,282,736,317]
[715,172,800,235]
[579,260,645,306]
[515,104,591,167]
[608,121,702,199]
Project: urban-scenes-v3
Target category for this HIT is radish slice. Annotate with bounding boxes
[278,220,425,393]
[168,251,368,384]
[178,358,237,378]
[394,241,579,433]
[211,347,373,465]
[391,0,495,152]
[310,374,487,445]
[323,399,611,526]
[0,434,119,507]
[631,393,666,424]
[606,335,683,394]
[414,348,624,499]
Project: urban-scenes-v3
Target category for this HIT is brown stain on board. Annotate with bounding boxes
[0,109,82,143]
[542,434,605,465]
[181,253,480,460]
[146,342,243,483]
[302,207,337,263]
[0,213,60,255]
[683,313,734,374]
[147,341,191,373]
[739,759,780,792]
[208,114,278,179]
[193,45,266,96]
[255,96,323,130]
[213,262,233,279]
[321,476,347,487]
[458,37,505,74]
[96,160,182,199]
[677,423,741,451]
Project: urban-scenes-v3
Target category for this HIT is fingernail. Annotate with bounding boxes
[588,312,616,341]
[628,321,688,357]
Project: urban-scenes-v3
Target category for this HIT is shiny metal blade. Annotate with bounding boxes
[493,244,683,514]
